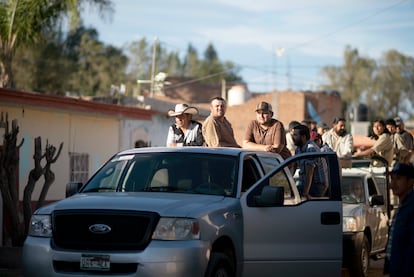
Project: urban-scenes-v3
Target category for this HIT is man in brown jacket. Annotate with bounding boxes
[202,96,240,147]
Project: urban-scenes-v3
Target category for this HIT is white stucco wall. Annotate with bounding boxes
[121,114,173,149]
[1,106,119,201]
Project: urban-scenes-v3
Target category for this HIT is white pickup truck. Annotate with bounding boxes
[23,147,343,277]
[341,159,390,277]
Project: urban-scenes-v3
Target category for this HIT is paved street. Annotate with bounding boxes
[342,259,385,277]
[1,260,386,277]
[0,245,386,277]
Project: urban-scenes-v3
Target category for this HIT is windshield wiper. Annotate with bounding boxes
[142,186,178,192]
[82,187,116,193]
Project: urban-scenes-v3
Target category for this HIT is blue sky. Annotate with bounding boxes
[82,0,414,93]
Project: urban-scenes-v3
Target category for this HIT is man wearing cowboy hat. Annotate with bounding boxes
[166,103,204,147]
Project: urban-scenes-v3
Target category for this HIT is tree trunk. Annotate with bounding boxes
[36,142,63,209]
[23,137,44,234]
[0,49,14,88]
[0,114,24,245]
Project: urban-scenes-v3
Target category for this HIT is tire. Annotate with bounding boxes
[349,235,370,277]
[205,252,235,277]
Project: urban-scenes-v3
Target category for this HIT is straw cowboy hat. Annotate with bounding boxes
[167,103,199,117]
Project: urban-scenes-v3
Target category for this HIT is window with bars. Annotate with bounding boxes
[69,152,89,184]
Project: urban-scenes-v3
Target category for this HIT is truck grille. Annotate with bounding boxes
[52,209,159,251]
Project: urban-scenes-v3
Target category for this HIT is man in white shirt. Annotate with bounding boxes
[322,117,354,168]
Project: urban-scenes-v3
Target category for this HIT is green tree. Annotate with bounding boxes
[321,46,376,113]
[31,31,75,95]
[182,44,199,77]
[12,25,127,96]
[11,25,79,94]
[67,29,127,96]
[370,50,414,118]
[127,38,152,81]
[127,40,243,93]
[0,0,113,88]
[204,42,218,61]
[321,46,414,120]
[222,61,243,84]
[164,51,182,77]
[198,43,242,85]
[197,43,222,84]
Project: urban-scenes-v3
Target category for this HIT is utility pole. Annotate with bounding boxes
[150,37,158,97]
[287,54,291,90]
[137,37,159,97]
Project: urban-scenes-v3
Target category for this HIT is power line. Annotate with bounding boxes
[165,71,229,90]
[288,0,408,51]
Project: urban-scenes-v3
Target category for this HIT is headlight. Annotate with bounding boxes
[343,216,357,232]
[152,218,200,240]
[28,215,52,237]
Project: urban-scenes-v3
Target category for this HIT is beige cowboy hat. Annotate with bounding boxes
[167,103,199,117]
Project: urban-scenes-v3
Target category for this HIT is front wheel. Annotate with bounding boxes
[349,235,370,277]
[205,252,234,277]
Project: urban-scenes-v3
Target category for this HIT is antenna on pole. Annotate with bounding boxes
[275,47,285,91]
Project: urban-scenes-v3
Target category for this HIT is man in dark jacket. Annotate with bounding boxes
[384,162,414,276]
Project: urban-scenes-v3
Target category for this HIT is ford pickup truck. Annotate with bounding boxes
[23,147,342,277]
[341,159,390,277]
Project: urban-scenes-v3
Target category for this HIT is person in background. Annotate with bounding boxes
[385,118,408,164]
[311,131,333,152]
[286,120,301,156]
[349,181,364,203]
[202,96,240,147]
[300,119,311,130]
[395,117,413,161]
[242,102,291,159]
[166,103,204,147]
[322,117,354,168]
[354,119,393,167]
[383,162,414,277]
[317,122,329,136]
[293,124,327,199]
[309,120,317,132]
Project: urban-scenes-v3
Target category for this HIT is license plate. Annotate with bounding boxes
[80,254,110,271]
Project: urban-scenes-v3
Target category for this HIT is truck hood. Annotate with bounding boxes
[342,203,363,217]
[35,192,229,217]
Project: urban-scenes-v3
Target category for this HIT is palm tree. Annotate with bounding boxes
[0,0,113,88]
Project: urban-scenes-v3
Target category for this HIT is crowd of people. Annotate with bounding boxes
[165,97,414,167]
[165,97,414,276]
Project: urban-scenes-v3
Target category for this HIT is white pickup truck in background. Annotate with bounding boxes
[341,157,391,277]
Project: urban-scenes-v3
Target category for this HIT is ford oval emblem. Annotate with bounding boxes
[89,224,112,234]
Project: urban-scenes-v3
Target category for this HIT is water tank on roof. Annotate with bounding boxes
[227,85,250,106]
[356,103,368,121]
[349,103,369,122]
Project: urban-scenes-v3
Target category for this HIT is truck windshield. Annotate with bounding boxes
[82,152,238,197]
[341,176,366,204]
